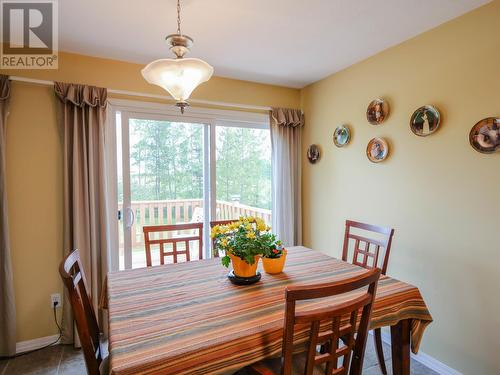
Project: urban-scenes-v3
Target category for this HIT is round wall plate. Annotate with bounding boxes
[333,125,351,147]
[410,105,441,136]
[366,98,389,125]
[366,137,389,163]
[307,144,321,164]
[469,117,500,154]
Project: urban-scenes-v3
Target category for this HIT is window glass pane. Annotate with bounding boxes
[127,119,204,269]
[129,119,204,203]
[215,126,272,224]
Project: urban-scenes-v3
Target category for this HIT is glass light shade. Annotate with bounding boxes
[141,58,214,102]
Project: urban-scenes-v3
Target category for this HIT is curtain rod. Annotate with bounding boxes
[9,75,272,112]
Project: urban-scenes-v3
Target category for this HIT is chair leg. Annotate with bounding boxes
[374,328,387,375]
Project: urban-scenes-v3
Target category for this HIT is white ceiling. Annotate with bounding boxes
[59,0,490,88]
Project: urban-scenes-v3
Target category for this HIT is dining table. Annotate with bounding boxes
[105,246,432,375]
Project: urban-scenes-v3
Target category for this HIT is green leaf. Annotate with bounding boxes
[245,254,255,264]
[221,255,231,268]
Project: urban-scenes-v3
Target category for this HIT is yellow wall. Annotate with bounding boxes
[301,1,500,374]
[3,51,300,109]
[6,82,63,343]
[2,52,300,343]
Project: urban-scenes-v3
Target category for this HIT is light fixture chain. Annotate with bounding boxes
[143,0,213,114]
[177,0,181,35]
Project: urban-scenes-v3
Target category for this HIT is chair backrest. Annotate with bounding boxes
[210,219,238,258]
[282,268,381,375]
[59,249,103,375]
[143,223,203,266]
[342,220,395,275]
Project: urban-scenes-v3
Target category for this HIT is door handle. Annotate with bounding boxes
[125,207,135,228]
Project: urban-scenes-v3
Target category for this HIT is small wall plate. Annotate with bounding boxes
[366,137,389,163]
[410,105,441,136]
[307,144,321,164]
[333,125,351,147]
[366,98,390,125]
[469,117,500,154]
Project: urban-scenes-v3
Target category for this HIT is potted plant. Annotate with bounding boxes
[211,216,278,282]
[262,241,287,274]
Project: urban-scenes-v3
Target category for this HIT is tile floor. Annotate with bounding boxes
[0,338,438,374]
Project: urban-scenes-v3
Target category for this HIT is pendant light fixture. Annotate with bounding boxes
[142,0,213,113]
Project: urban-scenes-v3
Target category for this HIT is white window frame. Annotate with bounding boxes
[105,98,270,270]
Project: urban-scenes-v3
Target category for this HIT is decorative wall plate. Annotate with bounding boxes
[307,144,321,164]
[333,125,351,147]
[366,98,389,125]
[469,117,500,154]
[410,105,441,136]
[366,137,389,163]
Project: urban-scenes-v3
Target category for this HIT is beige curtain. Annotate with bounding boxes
[55,82,110,344]
[270,108,304,247]
[0,75,16,357]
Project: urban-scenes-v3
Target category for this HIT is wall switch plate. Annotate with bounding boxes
[51,293,61,308]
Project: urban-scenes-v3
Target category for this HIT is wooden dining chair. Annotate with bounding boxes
[143,222,203,266]
[342,220,395,375]
[210,219,238,258]
[245,268,381,375]
[59,249,108,375]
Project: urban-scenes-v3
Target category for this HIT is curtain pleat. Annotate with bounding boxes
[271,107,304,128]
[55,82,110,344]
[0,75,16,357]
[270,108,304,247]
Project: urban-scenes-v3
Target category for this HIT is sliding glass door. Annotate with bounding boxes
[117,112,209,269]
[110,102,270,270]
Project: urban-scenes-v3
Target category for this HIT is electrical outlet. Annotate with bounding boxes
[51,293,61,308]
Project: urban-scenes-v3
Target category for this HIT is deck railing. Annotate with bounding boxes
[123,199,272,248]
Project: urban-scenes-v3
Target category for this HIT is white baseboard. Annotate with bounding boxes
[16,334,60,354]
[373,331,462,375]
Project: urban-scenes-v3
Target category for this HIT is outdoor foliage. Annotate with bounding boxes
[128,120,203,201]
[121,119,272,211]
[216,126,271,209]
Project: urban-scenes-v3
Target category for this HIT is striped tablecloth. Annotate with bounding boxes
[107,246,432,375]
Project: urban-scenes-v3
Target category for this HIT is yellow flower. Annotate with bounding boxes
[257,222,267,231]
[246,231,256,239]
[220,238,228,247]
[255,218,266,231]
[210,226,220,238]
[245,223,253,231]
[229,222,240,230]
[247,217,255,223]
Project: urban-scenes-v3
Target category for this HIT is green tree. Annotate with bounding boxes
[129,120,203,201]
[122,120,271,212]
[216,127,271,210]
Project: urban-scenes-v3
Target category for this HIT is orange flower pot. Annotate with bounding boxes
[262,250,287,274]
[229,254,261,278]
